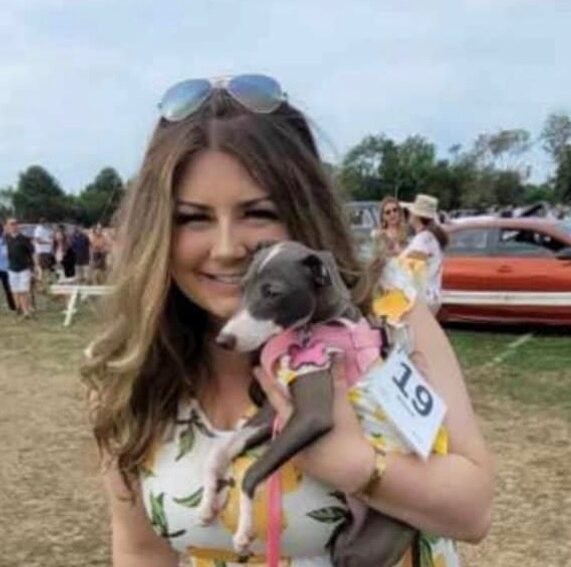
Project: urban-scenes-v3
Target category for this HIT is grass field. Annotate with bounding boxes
[1,297,570,566]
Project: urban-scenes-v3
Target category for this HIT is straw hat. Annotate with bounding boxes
[402,194,438,220]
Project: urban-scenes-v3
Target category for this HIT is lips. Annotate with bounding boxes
[201,272,245,285]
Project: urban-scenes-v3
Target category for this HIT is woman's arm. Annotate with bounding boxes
[103,461,179,567]
[255,302,494,543]
[359,301,494,540]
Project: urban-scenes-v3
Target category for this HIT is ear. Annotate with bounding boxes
[302,253,332,287]
[252,240,279,254]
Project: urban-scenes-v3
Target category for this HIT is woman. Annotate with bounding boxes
[90,224,108,284]
[83,75,493,567]
[373,197,409,257]
[53,224,75,279]
[401,194,449,314]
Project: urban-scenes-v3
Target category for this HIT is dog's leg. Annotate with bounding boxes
[233,371,334,553]
[331,501,416,567]
[198,402,274,525]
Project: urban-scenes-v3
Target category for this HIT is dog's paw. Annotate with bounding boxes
[232,531,254,556]
[197,502,217,526]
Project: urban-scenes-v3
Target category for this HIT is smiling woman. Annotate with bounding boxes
[171,151,289,322]
[81,75,492,567]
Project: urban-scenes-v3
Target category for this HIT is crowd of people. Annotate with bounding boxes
[0,218,113,317]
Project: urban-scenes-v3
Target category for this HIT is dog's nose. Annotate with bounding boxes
[216,333,237,350]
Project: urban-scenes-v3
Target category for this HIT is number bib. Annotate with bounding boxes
[365,348,447,460]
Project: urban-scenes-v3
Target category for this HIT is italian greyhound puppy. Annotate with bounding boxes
[198,241,416,566]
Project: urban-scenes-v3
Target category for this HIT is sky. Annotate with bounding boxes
[1,0,570,193]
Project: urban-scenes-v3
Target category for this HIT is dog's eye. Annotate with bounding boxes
[261,284,280,299]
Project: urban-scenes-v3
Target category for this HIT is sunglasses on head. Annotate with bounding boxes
[158,74,287,122]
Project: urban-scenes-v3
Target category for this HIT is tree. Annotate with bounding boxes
[472,129,532,177]
[541,112,571,164]
[340,135,387,200]
[390,135,436,201]
[553,146,571,203]
[340,134,436,201]
[12,166,68,221]
[78,167,125,226]
[0,186,15,219]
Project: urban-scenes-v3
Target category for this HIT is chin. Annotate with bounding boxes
[204,298,241,323]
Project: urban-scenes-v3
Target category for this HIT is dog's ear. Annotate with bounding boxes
[302,253,332,287]
[252,240,279,255]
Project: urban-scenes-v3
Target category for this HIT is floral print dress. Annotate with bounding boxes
[139,261,461,567]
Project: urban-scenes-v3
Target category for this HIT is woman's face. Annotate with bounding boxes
[410,214,423,232]
[382,201,400,228]
[171,150,290,323]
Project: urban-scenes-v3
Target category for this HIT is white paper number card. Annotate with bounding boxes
[366,347,447,460]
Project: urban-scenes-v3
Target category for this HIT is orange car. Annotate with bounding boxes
[439,218,571,326]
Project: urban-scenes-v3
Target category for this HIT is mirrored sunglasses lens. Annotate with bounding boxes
[159,79,211,121]
[228,74,283,113]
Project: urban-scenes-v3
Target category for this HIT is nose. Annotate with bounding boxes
[216,333,237,350]
[210,219,248,262]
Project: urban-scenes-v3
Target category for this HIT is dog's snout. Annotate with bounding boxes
[216,333,237,350]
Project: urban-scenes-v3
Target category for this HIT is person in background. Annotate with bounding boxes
[0,222,17,312]
[89,224,108,284]
[5,218,34,319]
[33,218,54,289]
[401,194,449,314]
[372,196,409,257]
[53,224,76,280]
[71,226,91,283]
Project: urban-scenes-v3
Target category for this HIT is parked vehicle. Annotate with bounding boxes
[345,201,380,260]
[439,218,571,326]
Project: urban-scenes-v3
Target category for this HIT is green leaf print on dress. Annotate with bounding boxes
[418,533,440,567]
[175,408,216,461]
[149,491,186,539]
[307,506,348,524]
[173,486,204,508]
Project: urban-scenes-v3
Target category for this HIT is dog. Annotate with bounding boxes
[197,240,416,566]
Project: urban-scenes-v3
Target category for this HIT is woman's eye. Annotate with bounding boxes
[173,212,211,226]
[261,284,280,299]
[246,209,280,220]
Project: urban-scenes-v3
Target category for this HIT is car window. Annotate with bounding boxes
[497,228,566,257]
[446,228,491,256]
[559,221,571,237]
[347,207,376,230]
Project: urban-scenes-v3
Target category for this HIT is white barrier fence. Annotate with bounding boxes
[441,290,571,307]
[50,284,112,327]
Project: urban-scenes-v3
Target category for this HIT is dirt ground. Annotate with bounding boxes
[1,325,570,566]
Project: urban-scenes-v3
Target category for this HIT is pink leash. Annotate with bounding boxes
[267,416,282,567]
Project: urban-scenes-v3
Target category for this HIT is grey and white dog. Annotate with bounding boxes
[198,241,415,566]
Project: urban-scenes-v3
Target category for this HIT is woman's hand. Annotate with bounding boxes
[253,358,375,495]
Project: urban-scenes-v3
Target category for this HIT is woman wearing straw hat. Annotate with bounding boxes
[401,194,449,314]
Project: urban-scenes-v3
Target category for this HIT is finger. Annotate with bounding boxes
[330,354,348,392]
[253,366,292,419]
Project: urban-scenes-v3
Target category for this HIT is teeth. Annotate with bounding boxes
[208,274,243,284]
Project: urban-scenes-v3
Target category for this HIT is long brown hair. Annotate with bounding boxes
[417,216,449,250]
[82,90,372,486]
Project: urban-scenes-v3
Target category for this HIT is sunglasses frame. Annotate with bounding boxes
[158,74,287,122]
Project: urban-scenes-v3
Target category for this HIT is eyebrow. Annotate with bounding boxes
[175,197,275,210]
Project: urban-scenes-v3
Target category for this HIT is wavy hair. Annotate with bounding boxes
[82,91,373,487]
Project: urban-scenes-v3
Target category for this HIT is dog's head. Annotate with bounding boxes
[217,241,351,352]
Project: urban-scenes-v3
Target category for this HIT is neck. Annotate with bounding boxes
[203,337,254,390]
